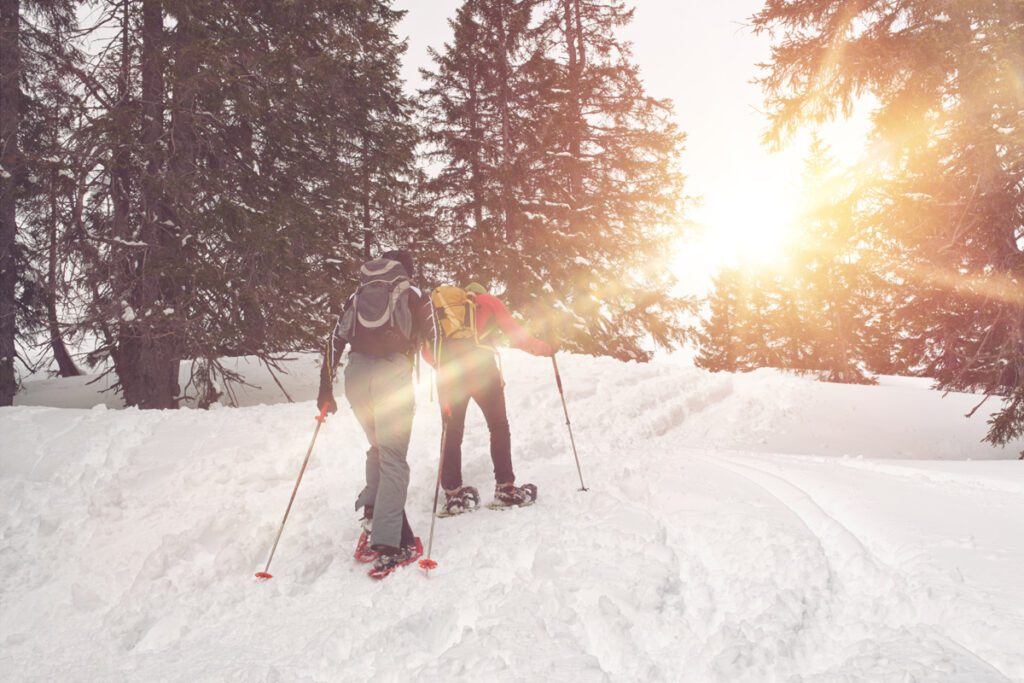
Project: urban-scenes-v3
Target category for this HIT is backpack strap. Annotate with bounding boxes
[464,295,479,346]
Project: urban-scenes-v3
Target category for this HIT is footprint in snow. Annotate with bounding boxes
[71,583,105,612]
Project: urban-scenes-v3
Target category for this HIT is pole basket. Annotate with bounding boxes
[418,558,438,571]
[254,571,273,580]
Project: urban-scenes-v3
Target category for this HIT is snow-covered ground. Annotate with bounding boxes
[2,353,1023,681]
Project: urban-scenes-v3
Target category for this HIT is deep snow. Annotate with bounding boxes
[2,353,1023,681]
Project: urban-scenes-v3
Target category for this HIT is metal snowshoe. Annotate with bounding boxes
[437,485,481,518]
[487,482,538,510]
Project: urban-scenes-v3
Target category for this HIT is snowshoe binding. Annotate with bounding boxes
[354,516,377,564]
[487,482,538,510]
[437,485,481,518]
[368,538,423,580]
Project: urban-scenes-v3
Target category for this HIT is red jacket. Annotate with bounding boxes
[473,294,552,357]
[424,293,552,364]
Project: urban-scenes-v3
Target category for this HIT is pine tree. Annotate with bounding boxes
[0,0,23,405]
[0,0,17,405]
[1,0,82,404]
[341,0,420,262]
[47,0,420,408]
[753,1,1024,450]
[531,0,691,359]
[737,269,784,370]
[420,0,546,287]
[423,0,691,360]
[784,137,874,384]
[759,267,811,372]
[697,267,788,373]
[696,268,742,372]
[16,5,82,378]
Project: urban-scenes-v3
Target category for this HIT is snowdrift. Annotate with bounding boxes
[2,353,1023,681]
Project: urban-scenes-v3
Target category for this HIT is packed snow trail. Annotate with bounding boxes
[2,353,1023,681]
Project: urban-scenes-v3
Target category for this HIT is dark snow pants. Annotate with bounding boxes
[344,351,416,550]
[438,346,514,491]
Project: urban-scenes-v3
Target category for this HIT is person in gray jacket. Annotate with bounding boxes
[318,250,433,579]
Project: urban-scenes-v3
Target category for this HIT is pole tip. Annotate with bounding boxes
[255,572,273,580]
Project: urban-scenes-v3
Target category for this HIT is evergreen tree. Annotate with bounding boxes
[17,6,82,378]
[753,0,1024,450]
[737,269,783,370]
[0,0,24,405]
[420,0,547,287]
[1,0,82,404]
[422,0,691,361]
[697,267,785,373]
[51,0,419,408]
[699,141,883,382]
[784,137,874,383]
[695,268,742,372]
[342,0,421,262]
[759,267,810,372]
[532,0,691,359]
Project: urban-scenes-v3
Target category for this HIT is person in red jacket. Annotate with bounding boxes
[431,282,554,515]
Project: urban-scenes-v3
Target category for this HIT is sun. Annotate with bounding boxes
[670,177,801,294]
[703,186,798,268]
[670,118,872,294]
[689,168,803,277]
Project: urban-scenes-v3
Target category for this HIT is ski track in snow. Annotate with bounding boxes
[701,453,1013,681]
[2,353,1023,682]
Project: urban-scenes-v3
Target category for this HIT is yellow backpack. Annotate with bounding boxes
[431,286,478,342]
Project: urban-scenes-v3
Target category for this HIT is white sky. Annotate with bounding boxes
[392,1,867,294]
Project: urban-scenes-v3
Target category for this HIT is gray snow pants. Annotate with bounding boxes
[344,351,415,550]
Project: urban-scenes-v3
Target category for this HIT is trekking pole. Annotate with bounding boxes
[255,402,330,580]
[419,404,451,573]
[552,355,588,491]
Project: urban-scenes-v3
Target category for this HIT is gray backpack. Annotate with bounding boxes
[337,258,413,342]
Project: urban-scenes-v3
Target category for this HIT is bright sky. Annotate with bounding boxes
[392,1,868,294]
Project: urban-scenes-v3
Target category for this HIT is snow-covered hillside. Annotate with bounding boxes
[2,353,1023,681]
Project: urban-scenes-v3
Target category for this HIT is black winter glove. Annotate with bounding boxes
[317,386,338,415]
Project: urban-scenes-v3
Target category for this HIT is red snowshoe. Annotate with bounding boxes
[354,529,378,564]
[353,515,378,563]
[368,538,423,580]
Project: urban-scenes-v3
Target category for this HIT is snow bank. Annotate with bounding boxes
[2,353,1023,681]
[15,354,1020,461]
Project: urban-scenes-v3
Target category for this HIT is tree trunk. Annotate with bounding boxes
[467,66,484,232]
[828,278,850,382]
[119,0,180,409]
[723,305,736,372]
[47,163,79,377]
[108,0,136,395]
[361,131,372,259]
[572,0,587,68]
[168,6,196,203]
[494,0,516,244]
[0,0,20,405]
[562,0,583,231]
